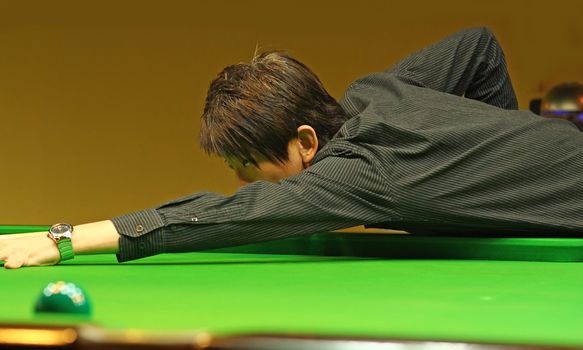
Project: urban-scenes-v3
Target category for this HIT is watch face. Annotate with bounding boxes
[50,223,73,235]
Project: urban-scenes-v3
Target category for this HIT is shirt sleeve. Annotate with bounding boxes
[110,145,399,262]
[387,27,518,110]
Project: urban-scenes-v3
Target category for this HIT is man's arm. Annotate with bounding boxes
[110,149,399,262]
[0,145,398,267]
[387,27,518,110]
[0,220,120,269]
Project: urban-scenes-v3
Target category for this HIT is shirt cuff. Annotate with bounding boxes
[110,208,166,262]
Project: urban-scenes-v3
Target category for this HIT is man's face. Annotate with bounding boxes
[224,125,318,186]
[225,141,306,185]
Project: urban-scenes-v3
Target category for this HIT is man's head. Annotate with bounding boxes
[199,51,347,184]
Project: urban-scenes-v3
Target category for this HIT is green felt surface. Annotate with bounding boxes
[213,234,583,262]
[0,225,50,233]
[2,253,583,347]
[3,225,583,346]
[5,225,583,262]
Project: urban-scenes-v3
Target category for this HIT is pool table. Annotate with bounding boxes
[2,225,583,349]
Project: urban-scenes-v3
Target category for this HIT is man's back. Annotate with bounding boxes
[324,28,583,234]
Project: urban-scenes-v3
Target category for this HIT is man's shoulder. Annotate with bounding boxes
[339,69,433,119]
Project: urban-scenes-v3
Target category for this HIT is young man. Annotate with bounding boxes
[2,27,583,269]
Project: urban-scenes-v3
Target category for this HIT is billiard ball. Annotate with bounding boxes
[34,281,91,315]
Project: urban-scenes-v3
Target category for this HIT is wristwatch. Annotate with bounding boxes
[48,223,75,262]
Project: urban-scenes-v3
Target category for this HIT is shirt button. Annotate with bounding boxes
[135,224,144,233]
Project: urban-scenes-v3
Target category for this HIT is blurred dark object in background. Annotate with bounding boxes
[529,98,542,115]
[536,82,583,130]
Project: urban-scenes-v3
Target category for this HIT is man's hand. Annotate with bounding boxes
[0,220,121,269]
[0,233,60,269]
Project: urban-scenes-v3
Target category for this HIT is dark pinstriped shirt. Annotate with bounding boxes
[111,27,583,262]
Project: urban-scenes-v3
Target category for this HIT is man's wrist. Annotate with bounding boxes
[48,223,75,262]
[71,220,121,255]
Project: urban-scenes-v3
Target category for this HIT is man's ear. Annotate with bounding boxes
[296,125,319,167]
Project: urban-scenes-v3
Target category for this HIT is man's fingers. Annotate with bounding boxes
[1,248,23,269]
[4,256,24,269]
[0,249,8,262]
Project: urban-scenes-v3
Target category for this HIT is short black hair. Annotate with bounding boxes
[199,51,348,165]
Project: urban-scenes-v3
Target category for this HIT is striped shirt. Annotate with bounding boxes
[111,27,583,262]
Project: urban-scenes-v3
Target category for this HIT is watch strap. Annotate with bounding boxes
[56,238,74,261]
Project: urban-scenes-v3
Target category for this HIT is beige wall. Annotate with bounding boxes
[1,0,582,224]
